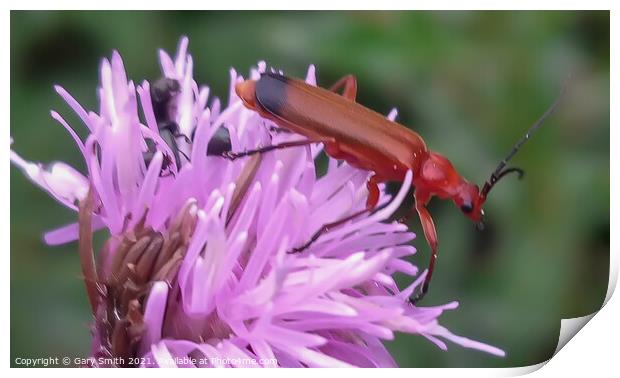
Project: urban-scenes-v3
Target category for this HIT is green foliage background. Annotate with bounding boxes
[10,11,609,368]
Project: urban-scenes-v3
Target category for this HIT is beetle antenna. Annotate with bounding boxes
[481,79,569,199]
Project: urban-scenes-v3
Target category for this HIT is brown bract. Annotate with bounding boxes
[78,189,197,367]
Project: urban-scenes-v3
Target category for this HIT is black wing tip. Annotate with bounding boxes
[261,71,289,82]
[256,71,290,116]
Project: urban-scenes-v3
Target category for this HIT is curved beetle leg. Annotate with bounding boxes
[329,75,358,102]
[288,208,372,254]
[289,172,386,254]
[410,192,439,305]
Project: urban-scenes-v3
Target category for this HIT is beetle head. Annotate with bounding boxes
[453,182,486,230]
[456,166,524,231]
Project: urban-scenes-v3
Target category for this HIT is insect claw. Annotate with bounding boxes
[222,151,239,161]
[408,290,424,306]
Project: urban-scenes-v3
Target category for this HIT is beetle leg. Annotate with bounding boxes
[268,125,293,134]
[410,193,439,304]
[222,139,318,160]
[329,75,358,101]
[288,208,371,254]
[174,132,192,144]
[162,122,191,144]
[366,174,383,210]
[176,148,190,162]
[289,172,386,254]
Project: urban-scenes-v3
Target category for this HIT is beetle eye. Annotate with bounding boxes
[460,203,473,213]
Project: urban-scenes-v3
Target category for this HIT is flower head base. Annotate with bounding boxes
[11,37,505,367]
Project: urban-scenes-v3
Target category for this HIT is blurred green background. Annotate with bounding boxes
[10,11,609,368]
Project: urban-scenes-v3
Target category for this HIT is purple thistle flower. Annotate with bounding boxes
[10,36,505,367]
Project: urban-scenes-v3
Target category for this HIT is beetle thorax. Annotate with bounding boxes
[415,152,462,198]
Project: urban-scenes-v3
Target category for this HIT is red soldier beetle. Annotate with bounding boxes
[230,71,564,303]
